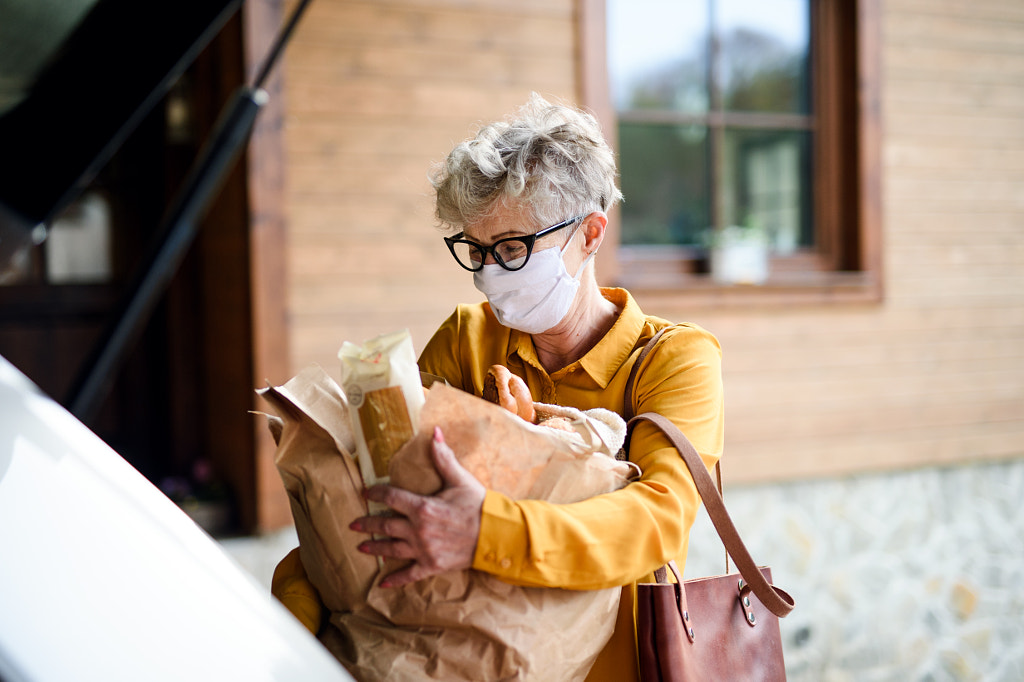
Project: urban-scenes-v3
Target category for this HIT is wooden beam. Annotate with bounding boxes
[243,0,292,532]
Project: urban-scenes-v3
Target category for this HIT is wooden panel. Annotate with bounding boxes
[342,0,570,13]
[885,45,1024,81]
[289,237,443,279]
[288,45,573,89]
[286,198,436,236]
[287,117,487,158]
[286,81,575,118]
[886,11,1024,47]
[886,143,1024,172]
[181,13,264,534]
[725,425,1024,483]
[244,0,292,531]
[289,1,573,46]
[289,157,437,197]
[886,0,1024,22]
[282,0,578,378]
[886,111,1024,140]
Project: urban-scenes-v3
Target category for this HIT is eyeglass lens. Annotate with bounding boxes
[447,215,583,272]
[450,237,532,271]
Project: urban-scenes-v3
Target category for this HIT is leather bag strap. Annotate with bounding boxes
[623,328,724,495]
[622,327,667,423]
[625,412,795,617]
[623,328,729,572]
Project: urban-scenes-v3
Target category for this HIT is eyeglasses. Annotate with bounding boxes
[444,215,585,272]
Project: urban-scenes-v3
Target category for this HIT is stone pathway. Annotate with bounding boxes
[220,458,1024,681]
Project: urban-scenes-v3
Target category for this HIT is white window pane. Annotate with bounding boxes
[722,129,811,252]
[717,0,810,113]
[608,0,709,113]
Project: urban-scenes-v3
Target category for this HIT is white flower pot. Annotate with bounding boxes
[710,241,770,285]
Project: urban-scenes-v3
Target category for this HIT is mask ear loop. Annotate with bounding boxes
[561,220,597,280]
[557,220,583,254]
[571,250,597,281]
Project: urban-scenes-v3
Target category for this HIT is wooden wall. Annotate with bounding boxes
[278,0,1024,485]
[282,0,577,377]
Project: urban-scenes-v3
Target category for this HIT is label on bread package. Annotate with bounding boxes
[356,385,415,478]
[339,329,424,492]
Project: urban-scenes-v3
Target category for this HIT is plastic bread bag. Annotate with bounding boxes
[338,329,424,510]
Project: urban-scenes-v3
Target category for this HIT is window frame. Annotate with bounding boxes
[578,0,882,306]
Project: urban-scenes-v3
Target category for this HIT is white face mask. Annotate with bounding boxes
[473,230,595,334]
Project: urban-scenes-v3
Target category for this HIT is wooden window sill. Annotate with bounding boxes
[612,268,882,308]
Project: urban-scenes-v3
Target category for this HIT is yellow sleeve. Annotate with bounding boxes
[417,302,517,397]
[417,304,477,392]
[271,547,324,635]
[473,325,724,589]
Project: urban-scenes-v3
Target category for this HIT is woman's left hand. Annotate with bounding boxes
[350,426,485,588]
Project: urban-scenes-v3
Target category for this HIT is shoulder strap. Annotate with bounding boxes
[625,413,795,618]
[623,326,729,572]
[622,327,667,422]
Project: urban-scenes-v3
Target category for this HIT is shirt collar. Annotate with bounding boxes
[577,288,646,388]
[507,288,647,388]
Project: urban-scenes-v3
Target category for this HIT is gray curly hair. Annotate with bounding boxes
[430,93,623,233]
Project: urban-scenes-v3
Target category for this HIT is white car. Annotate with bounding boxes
[0,356,354,682]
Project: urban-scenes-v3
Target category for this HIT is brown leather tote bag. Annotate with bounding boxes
[623,330,795,681]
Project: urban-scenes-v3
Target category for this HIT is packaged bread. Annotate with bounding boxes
[338,329,424,509]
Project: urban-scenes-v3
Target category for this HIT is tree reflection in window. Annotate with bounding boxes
[608,0,811,252]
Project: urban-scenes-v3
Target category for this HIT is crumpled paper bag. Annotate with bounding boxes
[386,384,632,505]
[259,366,636,682]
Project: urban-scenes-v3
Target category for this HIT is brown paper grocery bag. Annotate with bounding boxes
[258,365,380,614]
[259,366,635,682]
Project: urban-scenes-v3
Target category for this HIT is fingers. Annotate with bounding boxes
[429,426,474,488]
[351,510,412,539]
[356,537,417,561]
[349,427,485,589]
[360,428,478,513]
[362,483,424,518]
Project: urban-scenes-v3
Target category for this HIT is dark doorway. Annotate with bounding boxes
[0,13,258,535]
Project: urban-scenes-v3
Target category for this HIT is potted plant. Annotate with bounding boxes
[704,220,770,285]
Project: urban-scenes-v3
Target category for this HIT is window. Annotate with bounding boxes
[580,0,881,301]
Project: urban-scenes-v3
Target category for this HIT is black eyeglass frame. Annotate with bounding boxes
[443,215,586,272]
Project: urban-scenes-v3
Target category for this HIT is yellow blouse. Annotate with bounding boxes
[271,287,724,682]
[416,287,724,682]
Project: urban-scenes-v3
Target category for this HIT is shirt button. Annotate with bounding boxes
[500,558,512,569]
[485,552,496,563]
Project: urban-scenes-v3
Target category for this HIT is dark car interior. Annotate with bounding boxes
[0,0,308,534]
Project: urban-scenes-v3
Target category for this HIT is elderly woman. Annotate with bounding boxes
[273,94,724,681]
